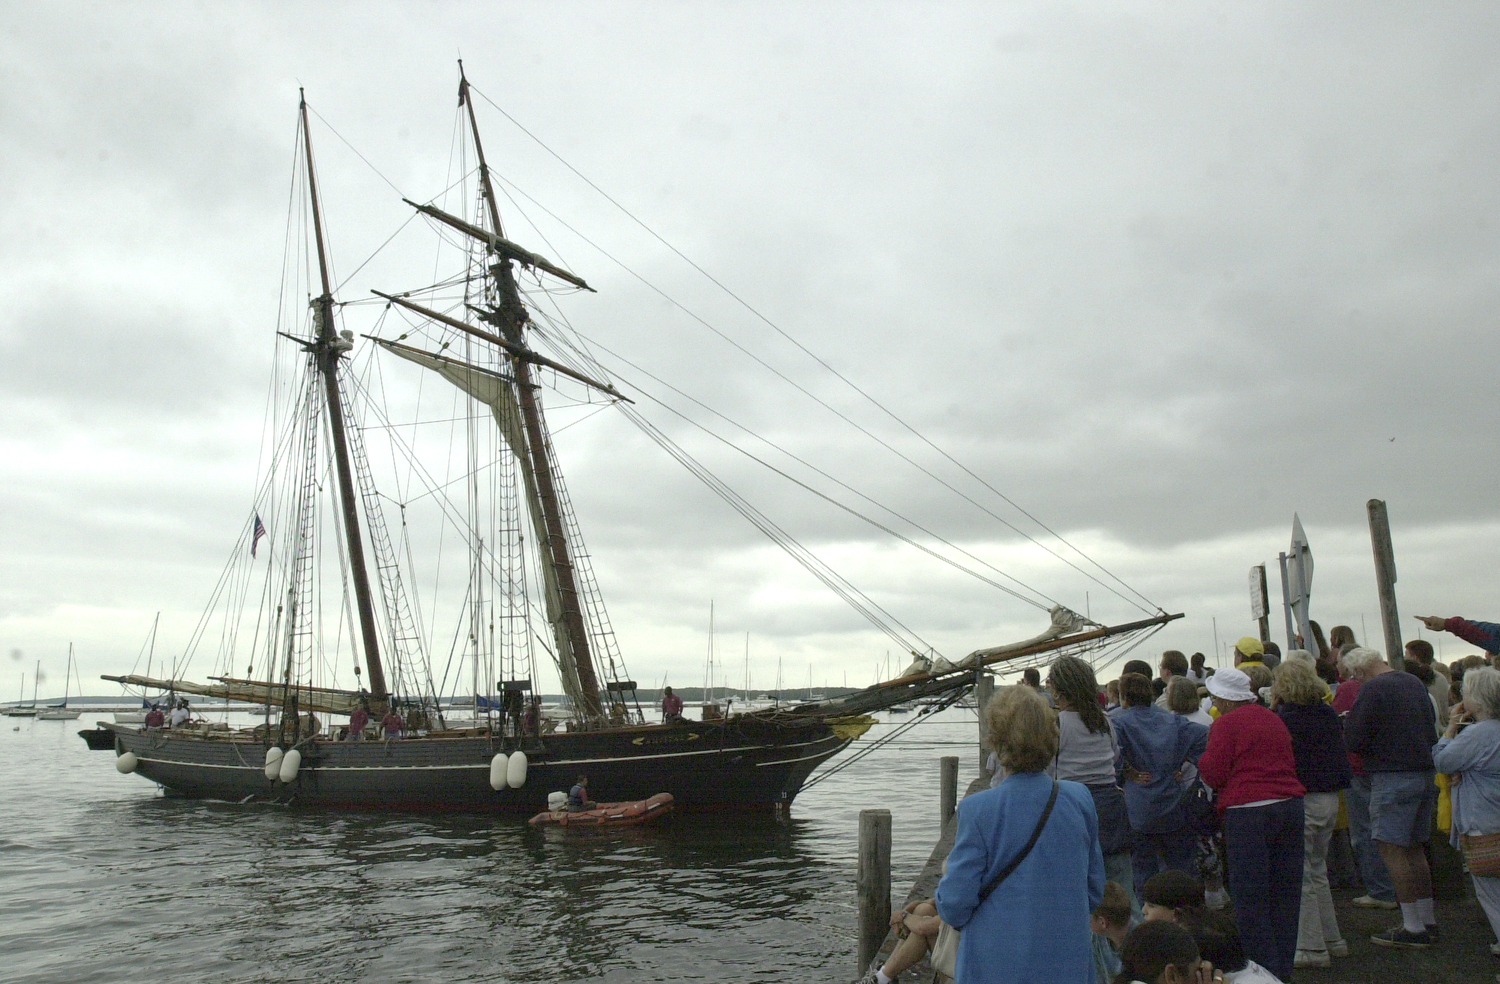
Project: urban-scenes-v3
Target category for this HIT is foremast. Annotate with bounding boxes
[298,92,388,704]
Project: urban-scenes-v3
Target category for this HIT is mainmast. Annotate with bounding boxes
[299,92,388,702]
[458,65,606,723]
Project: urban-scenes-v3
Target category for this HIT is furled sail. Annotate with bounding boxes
[101,674,364,716]
[959,605,1096,666]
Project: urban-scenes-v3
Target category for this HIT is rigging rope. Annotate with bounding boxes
[487,171,1157,616]
[468,85,1160,615]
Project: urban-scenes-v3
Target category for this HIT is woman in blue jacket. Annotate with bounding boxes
[1111,672,1209,895]
[936,684,1105,984]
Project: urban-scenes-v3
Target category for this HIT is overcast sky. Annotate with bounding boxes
[4,2,1499,699]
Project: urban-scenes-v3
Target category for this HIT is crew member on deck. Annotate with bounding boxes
[144,704,164,729]
[662,686,684,723]
[169,699,192,728]
[348,701,369,741]
[381,706,404,740]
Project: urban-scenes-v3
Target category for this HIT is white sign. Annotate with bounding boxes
[1249,565,1267,619]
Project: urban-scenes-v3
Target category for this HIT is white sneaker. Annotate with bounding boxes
[1205,888,1228,910]
[1294,950,1332,968]
[1352,895,1399,910]
[1489,940,1500,956]
[1328,939,1349,957]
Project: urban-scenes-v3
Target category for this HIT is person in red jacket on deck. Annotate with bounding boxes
[1197,666,1306,983]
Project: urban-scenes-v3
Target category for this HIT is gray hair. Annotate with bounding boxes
[1284,648,1315,668]
[1462,667,1500,722]
[1339,646,1384,677]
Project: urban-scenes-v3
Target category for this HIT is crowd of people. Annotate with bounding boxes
[855,613,1500,984]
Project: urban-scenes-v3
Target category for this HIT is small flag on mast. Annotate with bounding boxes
[251,514,267,558]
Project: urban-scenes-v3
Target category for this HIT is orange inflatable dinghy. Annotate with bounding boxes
[529,792,675,828]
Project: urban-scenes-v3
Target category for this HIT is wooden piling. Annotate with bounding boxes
[1367,499,1404,670]
[940,755,959,827]
[975,672,994,771]
[857,809,892,976]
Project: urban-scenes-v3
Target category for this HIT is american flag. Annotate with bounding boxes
[251,514,267,558]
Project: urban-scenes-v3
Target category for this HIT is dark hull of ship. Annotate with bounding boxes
[101,717,850,812]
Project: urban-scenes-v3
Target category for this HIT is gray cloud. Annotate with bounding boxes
[3,2,1499,694]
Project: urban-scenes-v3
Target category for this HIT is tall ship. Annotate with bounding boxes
[92,69,1179,811]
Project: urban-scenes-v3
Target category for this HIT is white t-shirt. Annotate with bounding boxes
[170,707,190,726]
[1228,960,1284,983]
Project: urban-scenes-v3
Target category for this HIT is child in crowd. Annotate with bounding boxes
[1139,871,1283,983]
[1092,880,1133,984]
[1113,920,1219,984]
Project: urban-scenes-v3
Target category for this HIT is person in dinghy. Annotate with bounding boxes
[567,775,597,812]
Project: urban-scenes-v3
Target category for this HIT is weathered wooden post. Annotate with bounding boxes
[857,808,892,976]
[976,671,995,771]
[940,755,959,827]
[1367,499,1404,670]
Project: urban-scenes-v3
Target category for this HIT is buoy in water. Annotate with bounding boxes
[489,752,509,791]
[263,747,284,781]
[506,749,528,788]
[278,748,301,783]
[116,751,138,774]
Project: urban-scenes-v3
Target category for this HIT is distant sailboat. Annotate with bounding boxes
[37,646,83,720]
[3,670,34,717]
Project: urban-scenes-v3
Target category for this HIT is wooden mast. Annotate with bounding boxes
[299,92,388,702]
[458,65,605,723]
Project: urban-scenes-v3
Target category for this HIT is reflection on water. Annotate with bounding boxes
[0,709,980,983]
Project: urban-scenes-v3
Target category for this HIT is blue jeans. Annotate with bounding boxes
[1131,828,1196,900]
[1223,798,1305,983]
[1347,774,1396,901]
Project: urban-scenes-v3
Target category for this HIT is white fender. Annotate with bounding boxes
[489,752,509,791]
[278,747,301,783]
[506,749,528,788]
[263,747,284,781]
[116,751,138,774]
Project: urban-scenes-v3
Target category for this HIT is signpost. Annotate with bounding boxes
[1277,552,1296,651]
[1286,515,1319,660]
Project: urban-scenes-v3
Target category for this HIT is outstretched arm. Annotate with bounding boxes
[1417,616,1500,654]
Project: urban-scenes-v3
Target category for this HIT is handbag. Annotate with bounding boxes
[930,779,1059,979]
[1461,832,1500,878]
[1183,775,1219,836]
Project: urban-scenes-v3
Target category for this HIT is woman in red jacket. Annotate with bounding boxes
[1197,666,1306,983]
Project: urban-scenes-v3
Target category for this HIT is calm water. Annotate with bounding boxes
[0,707,981,983]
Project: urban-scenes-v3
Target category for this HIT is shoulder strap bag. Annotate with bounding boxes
[930,779,1059,979]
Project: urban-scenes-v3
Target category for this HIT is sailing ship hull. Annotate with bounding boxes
[102,718,850,812]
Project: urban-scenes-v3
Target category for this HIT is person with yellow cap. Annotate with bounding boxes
[1234,637,1267,671]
